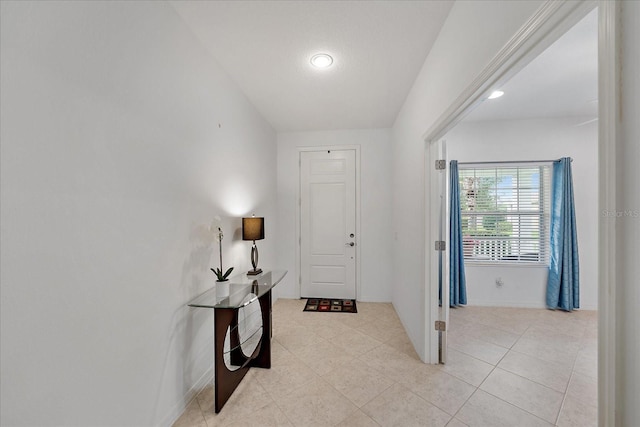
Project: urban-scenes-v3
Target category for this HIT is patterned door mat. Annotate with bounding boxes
[303,298,357,313]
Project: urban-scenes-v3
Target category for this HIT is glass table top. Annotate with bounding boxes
[187,270,287,309]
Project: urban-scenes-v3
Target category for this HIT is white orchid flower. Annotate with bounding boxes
[211,216,223,242]
[210,215,233,281]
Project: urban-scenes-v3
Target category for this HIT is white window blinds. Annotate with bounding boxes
[458,163,551,264]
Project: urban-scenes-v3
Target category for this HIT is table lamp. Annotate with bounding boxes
[242,216,264,276]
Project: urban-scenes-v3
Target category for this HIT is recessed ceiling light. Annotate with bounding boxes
[488,90,504,100]
[310,53,333,69]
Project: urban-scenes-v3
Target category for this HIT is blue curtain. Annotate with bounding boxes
[449,160,467,307]
[547,158,580,311]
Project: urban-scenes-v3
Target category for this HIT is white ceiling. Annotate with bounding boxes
[170,2,597,131]
[464,8,598,123]
[170,1,453,132]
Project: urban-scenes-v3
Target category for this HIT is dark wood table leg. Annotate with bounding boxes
[214,308,250,413]
[229,310,250,368]
[213,289,273,413]
[249,290,271,369]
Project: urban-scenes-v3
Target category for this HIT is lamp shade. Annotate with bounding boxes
[242,217,264,241]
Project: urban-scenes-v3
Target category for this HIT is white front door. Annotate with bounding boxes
[300,149,357,299]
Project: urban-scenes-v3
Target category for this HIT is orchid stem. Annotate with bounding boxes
[218,227,223,272]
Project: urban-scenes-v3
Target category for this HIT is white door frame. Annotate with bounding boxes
[431,140,449,364]
[422,1,618,425]
[296,145,361,300]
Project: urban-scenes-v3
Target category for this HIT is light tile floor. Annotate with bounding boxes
[174,300,597,427]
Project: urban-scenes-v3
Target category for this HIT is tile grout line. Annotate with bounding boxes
[452,312,595,426]
[175,303,596,427]
[449,314,547,425]
[278,319,391,427]
[470,368,561,426]
[553,329,586,426]
[458,316,523,419]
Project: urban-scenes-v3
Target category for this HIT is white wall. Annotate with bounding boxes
[0,2,276,426]
[618,1,640,423]
[446,117,598,309]
[277,129,393,302]
[391,0,544,361]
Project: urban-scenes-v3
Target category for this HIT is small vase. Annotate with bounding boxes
[216,280,230,298]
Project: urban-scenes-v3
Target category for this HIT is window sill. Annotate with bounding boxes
[465,261,549,268]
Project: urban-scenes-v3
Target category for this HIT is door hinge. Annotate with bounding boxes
[299,236,301,245]
[435,240,446,251]
[435,160,446,170]
[435,320,446,331]
[299,276,302,285]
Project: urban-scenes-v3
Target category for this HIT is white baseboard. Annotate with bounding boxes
[467,300,598,311]
[161,366,213,427]
[277,295,392,303]
[467,300,547,309]
[276,293,301,300]
[357,297,393,303]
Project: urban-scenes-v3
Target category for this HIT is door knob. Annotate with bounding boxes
[345,242,355,247]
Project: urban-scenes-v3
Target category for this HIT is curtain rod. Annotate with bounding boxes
[457,158,571,165]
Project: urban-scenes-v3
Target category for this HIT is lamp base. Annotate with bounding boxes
[247,268,263,276]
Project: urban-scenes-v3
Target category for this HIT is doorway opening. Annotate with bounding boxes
[424,1,617,425]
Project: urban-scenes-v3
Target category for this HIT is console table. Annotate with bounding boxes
[187,270,286,413]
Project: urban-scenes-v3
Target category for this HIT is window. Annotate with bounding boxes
[458,163,551,264]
